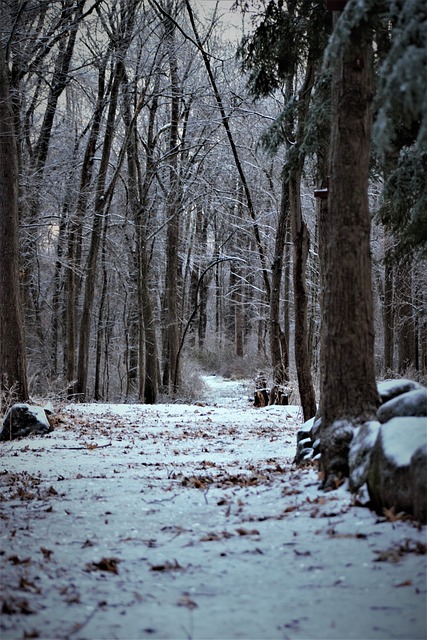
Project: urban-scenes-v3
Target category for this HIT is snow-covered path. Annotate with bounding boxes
[1,376,426,640]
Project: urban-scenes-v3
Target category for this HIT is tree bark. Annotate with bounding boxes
[383,241,394,371]
[290,173,317,421]
[163,6,181,394]
[319,16,379,488]
[269,177,290,384]
[287,62,317,421]
[0,47,29,406]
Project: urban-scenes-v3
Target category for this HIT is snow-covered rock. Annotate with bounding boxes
[377,378,424,403]
[377,388,427,424]
[294,417,315,463]
[348,420,381,492]
[0,403,54,441]
[366,417,427,522]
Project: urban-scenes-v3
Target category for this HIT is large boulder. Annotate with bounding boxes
[377,388,427,424]
[348,420,381,492]
[366,417,427,522]
[377,378,424,404]
[0,403,54,441]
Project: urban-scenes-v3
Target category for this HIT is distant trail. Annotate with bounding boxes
[201,374,252,406]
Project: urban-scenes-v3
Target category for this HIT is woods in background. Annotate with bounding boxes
[1,0,426,415]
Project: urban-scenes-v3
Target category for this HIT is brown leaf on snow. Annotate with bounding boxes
[150,559,184,572]
[7,555,31,566]
[82,539,94,548]
[282,505,298,514]
[82,441,99,450]
[200,531,234,542]
[2,598,34,615]
[306,496,327,505]
[374,539,426,563]
[181,475,212,489]
[382,506,408,522]
[236,527,260,536]
[395,580,412,587]
[85,557,120,574]
[19,577,41,594]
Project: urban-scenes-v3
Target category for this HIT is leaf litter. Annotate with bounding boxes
[0,374,426,640]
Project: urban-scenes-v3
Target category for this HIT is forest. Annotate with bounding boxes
[0,0,426,467]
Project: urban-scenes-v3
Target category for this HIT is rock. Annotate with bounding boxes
[366,417,427,522]
[377,378,424,404]
[311,417,322,443]
[349,420,381,492]
[294,418,315,464]
[296,418,315,443]
[377,388,427,424]
[411,445,427,523]
[0,403,54,441]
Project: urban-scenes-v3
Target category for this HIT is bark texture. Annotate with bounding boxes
[0,48,29,404]
[319,17,379,487]
[270,178,290,385]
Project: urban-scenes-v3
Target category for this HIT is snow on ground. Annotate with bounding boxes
[1,375,426,640]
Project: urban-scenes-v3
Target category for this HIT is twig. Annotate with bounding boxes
[140,494,179,504]
[52,442,112,450]
[67,605,98,638]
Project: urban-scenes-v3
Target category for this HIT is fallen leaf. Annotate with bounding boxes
[19,577,41,594]
[150,559,184,572]
[395,580,412,587]
[7,555,31,566]
[382,506,408,522]
[2,598,34,615]
[85,557,120,574]
[236,527,260,536]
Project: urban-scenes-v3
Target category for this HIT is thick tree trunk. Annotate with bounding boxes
[319,17,379,487]
[0,48,29,406]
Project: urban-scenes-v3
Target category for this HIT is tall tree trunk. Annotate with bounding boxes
[94,216,109,401]
[270,177,290,384]
[289,172,317,421]
[234,267,244,358]
[383,238,394,371]
[164,7,181,394]
[0,47,29,406]
[287,61,317,420]
[319,16,379,488]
